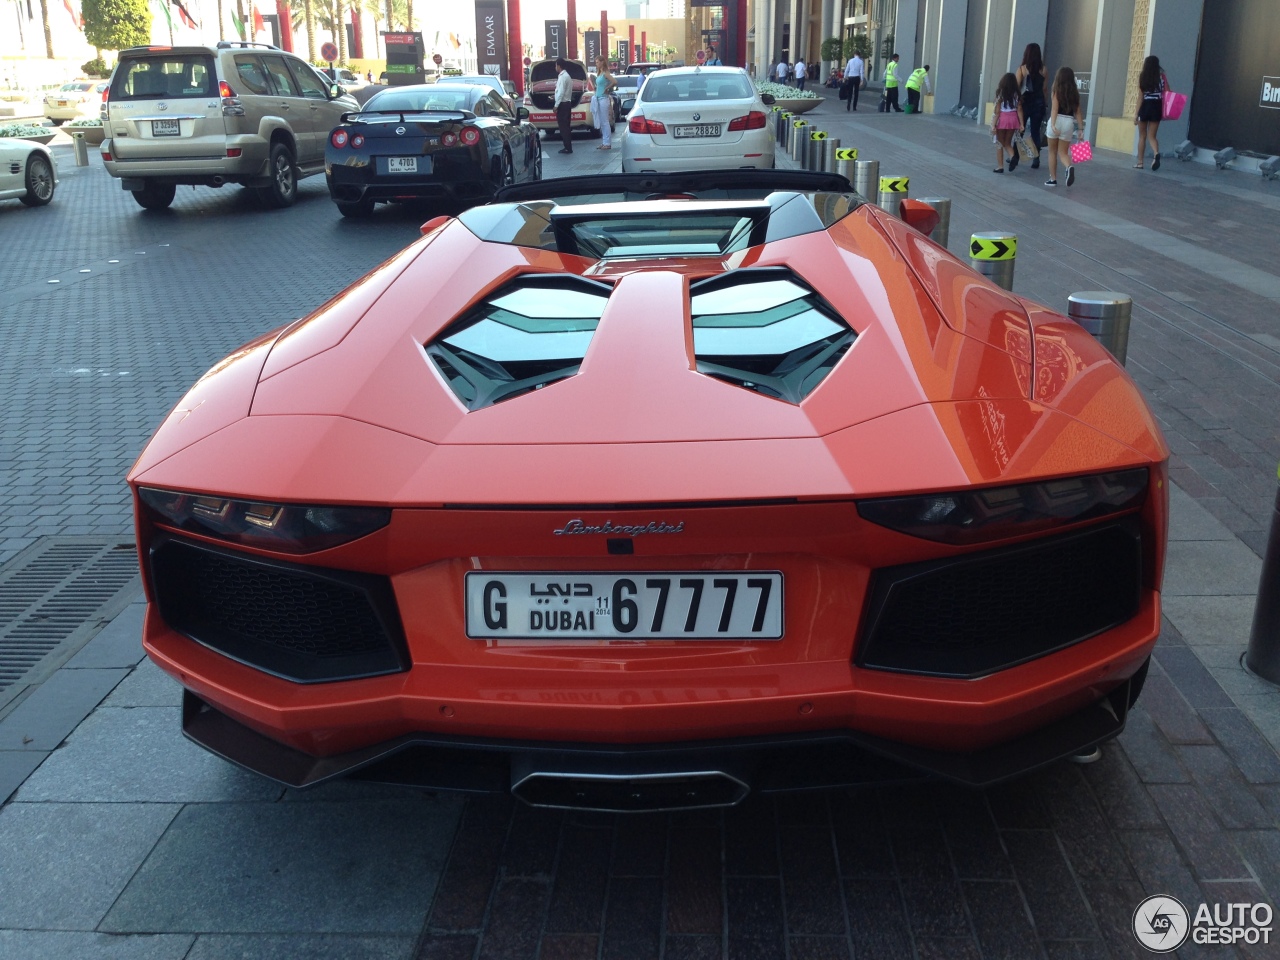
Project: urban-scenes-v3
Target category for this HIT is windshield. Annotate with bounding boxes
[365,89,472,112]
[641,73,754,103]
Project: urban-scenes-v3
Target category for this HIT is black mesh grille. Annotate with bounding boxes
[151,537,407,683]
[858,521,1142,678]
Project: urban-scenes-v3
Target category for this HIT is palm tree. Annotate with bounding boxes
[38,0,54,57]
[215,0,225,40]
[303,0,316,62]
[335,0,347,64]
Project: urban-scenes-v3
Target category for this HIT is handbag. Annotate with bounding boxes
[1068,139,1093,164]
[1014,131,1038,160]
[1162,89,1187,120]
[839,77,852,101]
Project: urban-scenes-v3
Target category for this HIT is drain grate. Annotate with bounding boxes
[0,537,141,712]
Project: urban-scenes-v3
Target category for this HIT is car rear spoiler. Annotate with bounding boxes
[340,109,475,122]
[493,170,855,204]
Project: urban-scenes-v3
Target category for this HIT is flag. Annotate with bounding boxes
[156,0,173,30]
[62,0,82,28]
[448,32,460,50]
[231,9,245,38]
[252,4,263,33]
[173,0,197,29]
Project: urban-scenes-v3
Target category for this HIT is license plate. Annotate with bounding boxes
[151,119,180,137]
[465,571,783,640]
[57,100,70,106]
[387,156,418,174]
[674,124,722,138]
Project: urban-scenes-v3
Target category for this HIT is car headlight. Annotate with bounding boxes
[857,468,1148,544]
[138,488,390,553]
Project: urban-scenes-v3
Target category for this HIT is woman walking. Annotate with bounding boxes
[1045,66,1083,186]
[1135,55,1167,169]
[591,56,617,150]
[991,73,1024,172]
[1015,42,1048,169]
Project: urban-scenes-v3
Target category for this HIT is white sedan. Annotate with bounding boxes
[621,66,774,173]
[43,80,107,124]
[0,138,57,207]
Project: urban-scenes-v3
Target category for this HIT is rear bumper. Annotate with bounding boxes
[326,169,496,203]
[620,148,775,173]
[102,137,269,185]
[526,109,592,131]
[182,667,1142,807]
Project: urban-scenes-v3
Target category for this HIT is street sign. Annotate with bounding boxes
[834,147,858,160]
[320,42,338,62]
[523,56,532,66]
[695,49,706,62]
[810,130,827,140]
[433,53,443,65]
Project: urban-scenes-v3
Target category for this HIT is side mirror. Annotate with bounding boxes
[517,106,530,120]
[761,93,775,105]
[898,199,941,237]
[329,83,341,98]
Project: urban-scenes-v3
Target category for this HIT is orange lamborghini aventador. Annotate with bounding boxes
[128,170,1168,811]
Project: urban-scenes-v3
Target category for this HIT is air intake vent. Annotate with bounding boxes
[425,274,612,410]
[689,268,854,403]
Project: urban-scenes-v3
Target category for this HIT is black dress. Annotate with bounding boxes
[1020,70,1047,151]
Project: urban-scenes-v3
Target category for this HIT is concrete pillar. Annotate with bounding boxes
[1087,0,1135,141]
[979,0,1014,126]
[1144,0,1203,146]
[931,0,967,114]
[821,0,836,79]
[1007,0,1049,74]
[894,0,921,69]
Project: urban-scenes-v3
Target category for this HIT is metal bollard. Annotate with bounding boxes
[916,196,950,247]
[1067,292,1132,365]
[790,120,809,162]
[778,112,792,150]
[820,138,840,174]
[834,147,857,182]
[807,130,827,170]
[876,175,909,214]
[1246,470,1280,686]
[72,131,88,167]
[969,232,1017,290]
[852,159,878,199]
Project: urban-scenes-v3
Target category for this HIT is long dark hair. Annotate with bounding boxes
[1139,55,1162,93]
[1021,42,1043,78]
[996,72,1019,109]
[1053,66,1079,114]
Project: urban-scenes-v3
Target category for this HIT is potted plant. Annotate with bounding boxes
[67,117,106,146]
[0,122,55,145]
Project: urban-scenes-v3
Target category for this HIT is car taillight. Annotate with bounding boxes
[351,134,364,148]
[138,488,391,554]
[728,111,767,131]
[857,468,1149,545]
[442,132,458,146]
[460,125,481,146]
[218,79,244,116]
[330,129,349,148]
[218,80,236,98]
[628,115,666,134]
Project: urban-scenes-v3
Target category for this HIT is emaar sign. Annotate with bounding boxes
[1262,77,1280,109]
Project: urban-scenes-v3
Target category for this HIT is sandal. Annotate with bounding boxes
[1133,163,1144,168]
[993,168,1004,173]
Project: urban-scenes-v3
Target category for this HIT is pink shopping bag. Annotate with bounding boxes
[1162,89,1187,120]
[1069,139,1093,164]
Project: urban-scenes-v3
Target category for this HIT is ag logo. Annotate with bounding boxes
[1132,895,1190,952]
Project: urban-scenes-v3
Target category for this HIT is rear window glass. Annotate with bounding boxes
[60,81,95,92]
[641,73,754,102]
[365,89,473,112]
[110,55,215,100]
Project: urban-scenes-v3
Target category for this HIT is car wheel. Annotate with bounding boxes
[49,118,64,126]
[499,149,515,186]
[132,180,176,210]
[18,154,55,207]
[335,196,375,218]
[260,142,298,209]
[531,145,543,181]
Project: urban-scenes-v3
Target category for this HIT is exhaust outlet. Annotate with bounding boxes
[512,765,750,812]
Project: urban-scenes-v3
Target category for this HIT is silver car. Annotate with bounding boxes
[101,41,357,210]
[621,66,775,174]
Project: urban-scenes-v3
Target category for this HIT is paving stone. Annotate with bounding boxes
[831,790,895,878]
[1138,669,1216,745]
[414,934,479,960]
[63,599,146,669]
[428,795,512,931]
[1147,784,1253,881]
[724,796,779,876]
[185,934,417,959]
[1002,830,1099,940]
[1153,647,1238,711]
[600,877,662,959]
[0,802,179,930]
[780,825,845,936]
[662,935,722,960]
[0,748,48,804]
[1117,705,1190,784]
[666,825,722,935]
[0,931,194,960]
[1078,880,1150,960]
[14,705,284,803]
[1177,744,1274,828]
[546,823,611,934]
[534,934,598,960]
[959,880,1039,960]
[99,657,183,708]
[1198,708,1280,784]
[1162,541,1262,597]
[0,667,129,751]
[914,937,982,960]
[843,878,913,960]
[1081,743,1166,830]
[611,812,668,877]
[1230,831,1280,905]
[933,785,1013,880]
[100,799,460,934]
[1168,483,1238,541]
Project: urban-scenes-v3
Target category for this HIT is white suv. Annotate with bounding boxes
[101,41,357,210]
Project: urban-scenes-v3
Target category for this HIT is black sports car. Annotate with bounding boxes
[324,83,542,218]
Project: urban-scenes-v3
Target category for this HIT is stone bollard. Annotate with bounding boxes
[1247,469,1280,686]
[876,175,909,214]
[969,232,1017,290]
[852,159,878,200]
[916,196,951,247]
[1067,292,1133,365]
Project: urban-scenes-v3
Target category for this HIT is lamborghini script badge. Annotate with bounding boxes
[554,519,685,537]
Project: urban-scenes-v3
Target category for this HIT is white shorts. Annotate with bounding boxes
[1049,114,1076,140]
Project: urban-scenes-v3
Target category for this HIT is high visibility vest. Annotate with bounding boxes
[906,68,928,91]
[884,61,899,87]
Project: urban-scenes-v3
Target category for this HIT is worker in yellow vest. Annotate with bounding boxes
[882,53,903,112]
[905,64,931,113]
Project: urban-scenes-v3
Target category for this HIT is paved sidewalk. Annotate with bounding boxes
[1,112,1279,958]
